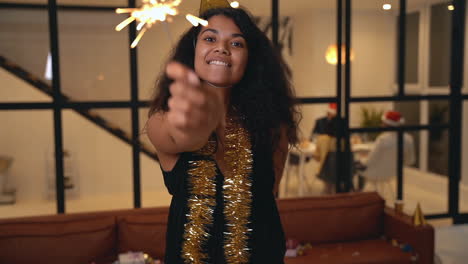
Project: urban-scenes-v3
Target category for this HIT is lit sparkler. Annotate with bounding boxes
[115,0,206,48]
[116,0,240,48]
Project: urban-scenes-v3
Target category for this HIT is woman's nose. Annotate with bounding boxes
[214,43,230,55]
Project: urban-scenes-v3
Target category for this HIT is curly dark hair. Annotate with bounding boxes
[149,7,299,148]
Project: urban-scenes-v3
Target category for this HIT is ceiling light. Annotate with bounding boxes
[448,4,455,11]
[383,4,392,10]
[325,44,355,65]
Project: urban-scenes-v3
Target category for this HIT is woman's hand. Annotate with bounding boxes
[165,61,224,150]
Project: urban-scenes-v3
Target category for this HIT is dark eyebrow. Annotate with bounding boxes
[200,28,218,35]
[200,28,245,39]
[231,33,245,39]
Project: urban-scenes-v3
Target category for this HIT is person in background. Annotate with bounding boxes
[313,117,340,194]
[310,103,337,141]
[359,110,416,188]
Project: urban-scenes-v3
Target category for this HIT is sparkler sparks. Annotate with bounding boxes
[186,14,209,27]
[115,0,208,48]
[116,0,240,48]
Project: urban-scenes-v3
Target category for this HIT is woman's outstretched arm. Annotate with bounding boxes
[147,62,223,155]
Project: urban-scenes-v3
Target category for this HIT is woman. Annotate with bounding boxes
[146,7,299,264]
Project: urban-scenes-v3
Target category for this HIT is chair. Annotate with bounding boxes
[359,133,415,201]
[359,160,397,201]
[281,152,312,196]
[363,174,396,201]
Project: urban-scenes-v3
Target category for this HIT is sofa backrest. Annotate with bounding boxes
[0,214,117,264]
[0,207,169,264]
[277,192,385,244]
[0,193,385,263]
[116,209,168,259]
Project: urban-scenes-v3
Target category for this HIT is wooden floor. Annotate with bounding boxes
[434,223,468,264]
[1,163,467,219]
[279,161,468,216]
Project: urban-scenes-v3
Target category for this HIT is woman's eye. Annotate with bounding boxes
[232,41,244,48]
[204,37,215,42]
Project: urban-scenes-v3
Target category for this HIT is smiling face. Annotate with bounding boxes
[194,15,249,88]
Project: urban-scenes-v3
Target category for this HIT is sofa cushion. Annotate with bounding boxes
[0,216,116,264]
[278,192,385,243]
[117,213,167,259]
[284,239,413,264]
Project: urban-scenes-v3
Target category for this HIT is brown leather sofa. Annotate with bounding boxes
[0,192,433,264]
[279,192,434,264]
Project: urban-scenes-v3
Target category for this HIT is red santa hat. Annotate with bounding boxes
[381,110,405,126]
[327,103,337,115]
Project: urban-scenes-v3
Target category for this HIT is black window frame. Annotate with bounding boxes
[0,0,467,223]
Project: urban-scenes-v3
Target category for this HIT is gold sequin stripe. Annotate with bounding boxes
[182,138,218,264]
[223,117,253,264]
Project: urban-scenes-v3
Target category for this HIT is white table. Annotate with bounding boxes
[282,142,374,196]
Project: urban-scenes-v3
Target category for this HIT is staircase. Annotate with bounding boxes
[0,55,158,162]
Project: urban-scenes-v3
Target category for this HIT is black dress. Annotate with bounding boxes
[162,118,285,264]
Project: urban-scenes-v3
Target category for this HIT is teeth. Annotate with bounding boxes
[209,60,229,66]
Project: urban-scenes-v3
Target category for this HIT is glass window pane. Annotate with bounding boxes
[139,108,172,208]
[58,10,130,101]
[427,100,449,176]
[57,0,124,6]
[350,101,423,128]
[461,101,468,213]
[0,63,53,102]
[0,8,52,99]
[403,129,448,215]
[352,1,400,97]
[63,109,133,213]
[279,0,336,97]
[429,2,452,87]
[405,11,419,84]
[0,0,46,3]
[91,108,132,139]
[351,100,447,173]
[244,0,270,17]
[280,103,334,198]
[349,101,448,214]
[0,110,56,219]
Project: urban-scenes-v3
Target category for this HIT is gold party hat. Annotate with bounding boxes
[199,0,231,15]
[412,203,427,226]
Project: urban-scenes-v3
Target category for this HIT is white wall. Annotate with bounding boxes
[0,68,170,218]
[0,68,51,102]
[461,10,468,187]
[0,9,50,82]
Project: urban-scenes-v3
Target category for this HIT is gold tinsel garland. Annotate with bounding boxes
[182,138,218,264]
[223,116,253,264]
[181,117,253,264]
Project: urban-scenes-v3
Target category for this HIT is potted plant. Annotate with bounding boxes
[360,106,384,141]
